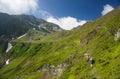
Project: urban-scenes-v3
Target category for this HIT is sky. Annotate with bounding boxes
[0,0,120,30]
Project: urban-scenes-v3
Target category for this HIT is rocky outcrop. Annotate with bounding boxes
[40,63,69,79]
[115,29,120,41]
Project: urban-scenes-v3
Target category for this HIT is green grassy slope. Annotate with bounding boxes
[0,7,120,79]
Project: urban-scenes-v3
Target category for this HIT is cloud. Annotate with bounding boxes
[47,16,87,30]
[39,10,87,30]
[102,4,114,16]
[39,10,52,19]
[0,0,38,15]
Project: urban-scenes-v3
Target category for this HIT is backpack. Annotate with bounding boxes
[89,57,95,64]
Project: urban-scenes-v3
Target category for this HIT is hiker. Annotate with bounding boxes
[84,53,94,67]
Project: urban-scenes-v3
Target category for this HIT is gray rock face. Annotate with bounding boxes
[115,29,120,41]
[40,63,69,79]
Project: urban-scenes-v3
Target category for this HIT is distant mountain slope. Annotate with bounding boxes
[0,6,120,79]
[0,13,61,41]
[0,13,62,67]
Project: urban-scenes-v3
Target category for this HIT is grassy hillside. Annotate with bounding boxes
[0,7,120,79]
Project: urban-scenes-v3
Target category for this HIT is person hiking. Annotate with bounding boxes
[84,53,94,67]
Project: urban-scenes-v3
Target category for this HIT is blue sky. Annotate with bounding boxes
[0,0,119,30]
[37,0,120,20]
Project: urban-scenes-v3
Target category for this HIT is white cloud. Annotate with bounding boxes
[39,10,52,19]
[0,0,38,15]
[39,10,87,30]
[102,4,114,16]
[47,16,87,30]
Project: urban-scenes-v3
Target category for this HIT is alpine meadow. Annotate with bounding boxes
[0,2,120,79]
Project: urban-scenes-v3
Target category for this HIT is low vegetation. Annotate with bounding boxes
[0,6,120,79]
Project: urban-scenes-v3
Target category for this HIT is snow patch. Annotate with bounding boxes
[12,37,14,40]
[6,43,13,53]
[6,59,10,65]
[38,25,41,28]
[33,28,36,30]
[17,33,27,39]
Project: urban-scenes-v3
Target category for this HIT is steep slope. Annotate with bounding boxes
[0,13,61,67]
[0,6,120,79]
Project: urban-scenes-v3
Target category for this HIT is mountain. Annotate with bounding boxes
[0,13,61,41]
[0,13,62,67]
[0,6,120,79]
